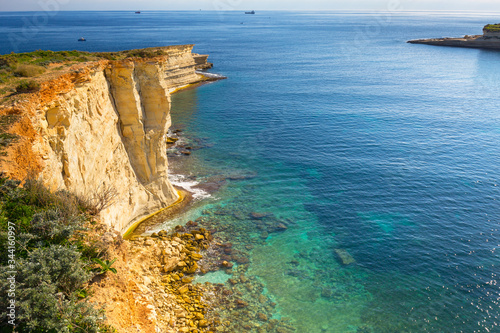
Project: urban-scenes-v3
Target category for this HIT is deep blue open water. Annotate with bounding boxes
[1,10,500,332]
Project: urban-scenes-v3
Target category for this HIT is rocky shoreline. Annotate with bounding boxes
[93,212,298,332]
[408,23,500,50]
[93,121,298,332]
[91,224,213,332]
[0,46,290,332]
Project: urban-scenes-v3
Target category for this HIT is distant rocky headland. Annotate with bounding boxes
[408,23,500,50]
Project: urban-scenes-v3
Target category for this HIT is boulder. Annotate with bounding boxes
[236,299,248,308]
[166,136,179,144]
[181,276,194,283]
[190,253,203,261]
[275,223,287,231]
[221,261,233,268]
[186,220,198,227]
[334,248,356,265]
[250,212,268,220]
[163,257,181,272]
[178,285,189,294]
[257,313,268,322]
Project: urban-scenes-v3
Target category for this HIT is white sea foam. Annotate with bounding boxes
[168,173,211,200]
[195,71,226,79]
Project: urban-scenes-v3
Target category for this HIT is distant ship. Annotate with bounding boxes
[135,11,141,14]
[78,37,86,41]
[245,10,255,14]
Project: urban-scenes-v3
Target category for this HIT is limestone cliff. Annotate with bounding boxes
[0,45,211,232]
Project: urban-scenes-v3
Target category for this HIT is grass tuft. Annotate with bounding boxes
[15,80,40,93]
[13,64,46,77]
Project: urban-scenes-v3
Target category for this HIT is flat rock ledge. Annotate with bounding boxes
[408,35,500,50]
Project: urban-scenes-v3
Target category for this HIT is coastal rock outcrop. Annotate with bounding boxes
[1,45,211,232]
[408,24,500,50]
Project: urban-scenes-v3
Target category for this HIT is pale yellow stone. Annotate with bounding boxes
[31,45,205,232]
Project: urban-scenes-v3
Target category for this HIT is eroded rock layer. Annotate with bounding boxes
[2,45,210,232]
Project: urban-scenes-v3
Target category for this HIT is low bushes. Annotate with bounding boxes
[13,64,45,78]
[0,176,116,332]
[484,24,500,32]
[15,80,40,93]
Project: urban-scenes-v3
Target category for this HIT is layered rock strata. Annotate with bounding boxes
[1,45,211,232]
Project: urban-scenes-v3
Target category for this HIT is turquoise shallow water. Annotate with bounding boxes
[2,10,500,332]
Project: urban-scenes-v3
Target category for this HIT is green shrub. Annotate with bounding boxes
[92,258,117,275]
[0,176,116,332]
[15,80,40,93]
[484,24,500,32]
[23,178,81,219]
[0,69,13,84]
[0,245,104,332]
[30,209,84,245]
[77,56,90,62]
[99,53,117,61]
[0,58,16,71]
[0,133,18,148]
[13,64,45,77]
[128,50,158,58]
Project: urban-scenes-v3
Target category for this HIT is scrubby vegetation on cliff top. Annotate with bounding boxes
[484,24,500,32]
[0,47,182,91]
[0,175,116,332]
[0,47,185,160]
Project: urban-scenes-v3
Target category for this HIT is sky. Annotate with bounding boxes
[1,0,500,12]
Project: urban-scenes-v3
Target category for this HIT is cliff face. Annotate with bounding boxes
[4,45,209,232]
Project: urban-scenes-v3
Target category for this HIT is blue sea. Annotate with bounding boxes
[2,10,500,332]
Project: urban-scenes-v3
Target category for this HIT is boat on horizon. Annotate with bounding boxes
[135,11,141,14]
[245,10,255,14]
[78,37,86,41]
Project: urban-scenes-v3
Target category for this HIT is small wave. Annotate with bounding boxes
[196,71,226,79]
[169,173,211,200]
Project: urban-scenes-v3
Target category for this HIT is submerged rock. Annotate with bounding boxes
[334,248,356,265]
[186,220,198,227]
[286,269,308,279]
[250,212,268,220]
[181,276,194,283]
[236,299,249,308]
[272,223,288,232]
[232,255,249,264]
[233,211,247,220]
[221,260,233,268]
[257,312,268,322]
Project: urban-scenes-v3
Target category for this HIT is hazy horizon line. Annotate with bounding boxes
[1,9,500,13]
